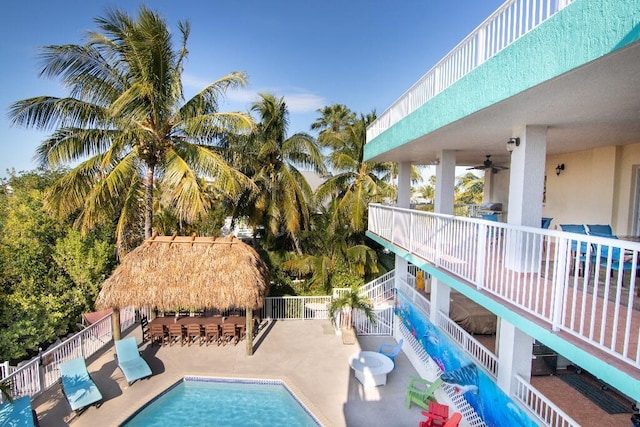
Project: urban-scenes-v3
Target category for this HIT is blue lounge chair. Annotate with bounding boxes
[114,337,152,385]
[378,338,403,365]
[0,396,36,427]
[59,357,102,414]
[591,234,640,274]
[541,217,553,229]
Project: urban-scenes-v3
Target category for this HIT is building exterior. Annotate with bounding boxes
[364,0,640,423]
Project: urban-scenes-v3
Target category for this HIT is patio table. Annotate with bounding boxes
[349,351,394,387]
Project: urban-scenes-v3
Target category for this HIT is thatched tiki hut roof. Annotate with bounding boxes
[96,235,269,355]
[96,235,269,311]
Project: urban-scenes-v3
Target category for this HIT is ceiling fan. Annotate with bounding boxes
[467,155,509,174]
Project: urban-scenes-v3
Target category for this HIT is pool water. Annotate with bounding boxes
[121,377,321,427]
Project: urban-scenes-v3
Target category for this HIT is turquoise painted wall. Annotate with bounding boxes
[364,0,640,161]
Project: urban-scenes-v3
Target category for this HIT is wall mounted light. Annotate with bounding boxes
[506,137,520,152]
[555,163,565,176]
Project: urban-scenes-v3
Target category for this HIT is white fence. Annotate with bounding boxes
[260,296,333,320]
[1,308,134,401]
[366,0,573,142]
[369,203,640,370]
[514,375,580,427]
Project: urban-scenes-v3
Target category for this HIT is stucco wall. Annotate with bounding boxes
[543,143,640,234]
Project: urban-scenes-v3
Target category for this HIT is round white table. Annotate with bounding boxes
[348,351,394,387]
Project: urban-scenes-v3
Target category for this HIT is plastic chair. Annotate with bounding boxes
[418,401,449,427]
[114,337,152,385]
[442,412,462,427]
[587,224,613,236]
[541,217,553,229]
[59,357,103,413]
[378,339,403,365]
[559,224,589,274]
[406,377,443,410]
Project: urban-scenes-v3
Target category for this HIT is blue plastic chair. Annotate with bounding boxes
[559,224,589,254]
[59,357,103,413]
[114,337,152,385]
[587,224,613,236]
[378,339,403,365]
[0,396,36,427]
[591,234,640,273]
[541,217,553,229]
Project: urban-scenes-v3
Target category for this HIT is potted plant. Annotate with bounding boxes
[329,285,376,344]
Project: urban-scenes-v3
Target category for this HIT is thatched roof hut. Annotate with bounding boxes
[96,235,270,312]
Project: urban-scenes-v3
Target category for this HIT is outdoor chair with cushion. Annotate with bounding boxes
[150,324,167,346]
[186,324,203,347]
[377,339,403,365]
[406,377,443,410]
[0,395,38,426]
[168,324,185,347]
[204,323,221,346]
[114,337,152,385]
[59,357,103,414]
[541,217,553,229]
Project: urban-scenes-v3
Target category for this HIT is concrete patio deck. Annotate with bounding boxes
[32,320,433,427]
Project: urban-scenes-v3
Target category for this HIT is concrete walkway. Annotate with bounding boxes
[32,320,428,426]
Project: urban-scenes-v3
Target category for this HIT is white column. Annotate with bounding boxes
[394,257,408,289]
[396,161,411,209]
[434,150,456,214]
[429,278,451,324]
[505,126,547,271]
[507,126,547,227]
[496,319,533,396]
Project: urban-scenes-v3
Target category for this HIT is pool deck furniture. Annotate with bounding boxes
[59,357,103,414]
[418,401,449,427]
[377,339,403,365]
[114,337,152,385]
[406,377,443,409]
[0,396,37,426]
[349,350,394,387]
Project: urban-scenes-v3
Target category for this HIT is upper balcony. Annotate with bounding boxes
[363,0,640,167]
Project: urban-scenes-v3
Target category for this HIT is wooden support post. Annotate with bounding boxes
[246,308,254,356]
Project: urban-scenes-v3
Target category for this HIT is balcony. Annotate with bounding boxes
[367,203,640,402]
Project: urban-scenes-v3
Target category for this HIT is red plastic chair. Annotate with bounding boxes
[418,401,449,427]
[442,413,462,427]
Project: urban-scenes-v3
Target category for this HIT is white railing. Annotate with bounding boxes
[514,375,580,427]
[436,311,499,378]
[1,307,138,400]
[368,203,640,370]
[366,0,573,142]
[260,296,333,320]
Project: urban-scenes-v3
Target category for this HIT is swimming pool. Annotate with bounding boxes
[121,376,322,426]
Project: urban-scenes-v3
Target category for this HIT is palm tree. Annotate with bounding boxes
[315,110,395,233]
[328,285,376,331]
[234,93,326,254]
[455,172,484,205]
[8,7,253,254]
[311,104,356,146]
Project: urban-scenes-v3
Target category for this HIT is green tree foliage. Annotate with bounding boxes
[0,170,115,361]
[8,6,253,255]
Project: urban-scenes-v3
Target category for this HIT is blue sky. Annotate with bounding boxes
[0,0,504,176]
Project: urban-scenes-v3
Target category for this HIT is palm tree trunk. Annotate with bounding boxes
[144,163,155,239]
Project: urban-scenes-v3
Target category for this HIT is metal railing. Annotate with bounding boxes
[514,375,580,427]
[366,0,573,142]
[260,296,333,320]
[368,203,640,370]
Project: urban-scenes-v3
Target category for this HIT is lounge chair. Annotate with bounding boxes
[406,377,443,410]
[377,339,403,365]
[559,224,590,274]
[0,396,38,426]
[114,337,152,385]
[59,357,103,414]
[587,224,613,236]
[541,217,553,229]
